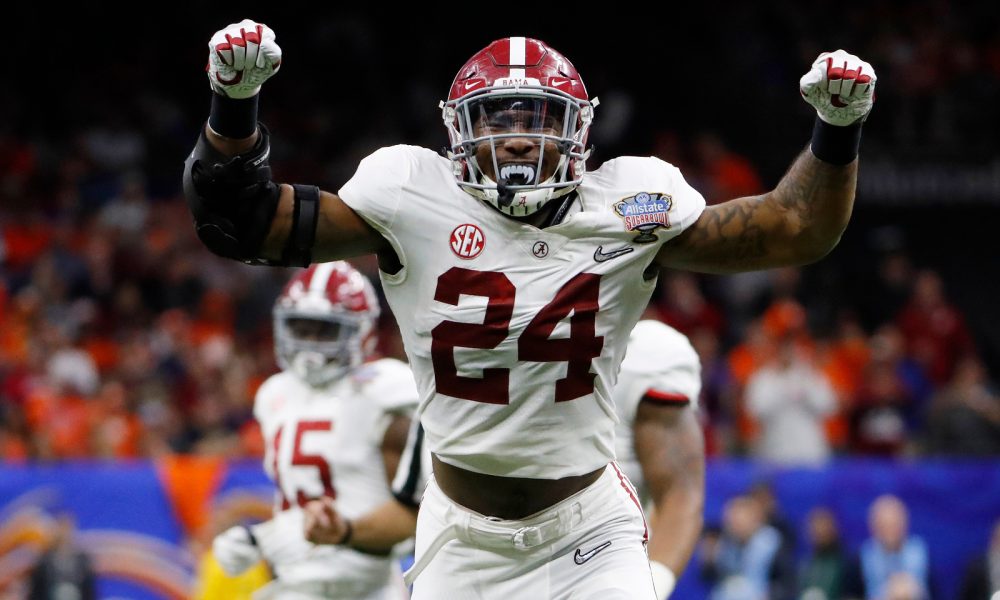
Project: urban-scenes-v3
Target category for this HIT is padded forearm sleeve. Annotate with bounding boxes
[183,125,280,264]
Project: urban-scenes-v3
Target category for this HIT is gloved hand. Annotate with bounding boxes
[800,49,876,126]
[212,525,262,576]
[206,19,282,99]
[303,496,353,545]
[253,509,314,566]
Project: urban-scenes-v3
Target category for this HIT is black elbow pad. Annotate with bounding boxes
[183,125,281,264]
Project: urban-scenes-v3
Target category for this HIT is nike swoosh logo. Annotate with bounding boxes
[574,541,612,565]
[593,245,634,263]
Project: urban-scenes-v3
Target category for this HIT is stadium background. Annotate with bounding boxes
[2,3,998,599]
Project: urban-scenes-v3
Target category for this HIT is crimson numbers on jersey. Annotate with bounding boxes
[431,267,604,404]
[271,420,336,510]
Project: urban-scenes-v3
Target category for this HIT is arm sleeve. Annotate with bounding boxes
[617,320,703,425]
[364,359,420,415]
[600,156,707,243]
[391,419,428,508]
[660,158,708,235]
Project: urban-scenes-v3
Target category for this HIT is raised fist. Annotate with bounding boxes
[800,50,876,127]
[206,19,282,99]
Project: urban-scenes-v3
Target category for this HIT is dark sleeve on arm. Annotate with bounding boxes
[391,421,426,508]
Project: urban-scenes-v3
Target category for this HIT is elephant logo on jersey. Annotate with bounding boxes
[613,192,672,243]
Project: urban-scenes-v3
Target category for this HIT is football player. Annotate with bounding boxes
[211,262,417,599]
[304,319,704,599]
[185,21,875,599]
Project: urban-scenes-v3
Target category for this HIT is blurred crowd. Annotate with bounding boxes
[1,2,998,463]
[698,486,1000,600]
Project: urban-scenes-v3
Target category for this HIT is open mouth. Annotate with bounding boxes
[498,163,536,186]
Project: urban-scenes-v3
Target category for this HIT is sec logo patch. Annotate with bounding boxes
[450,224,485,259]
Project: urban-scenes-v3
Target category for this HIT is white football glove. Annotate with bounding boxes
[212,525,262,576]
[800,49,876,126]
[252,510,314,567]
[206,19,282,99]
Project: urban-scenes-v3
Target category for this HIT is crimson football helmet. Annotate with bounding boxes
[273,262,380,387]
[442,37,598,217]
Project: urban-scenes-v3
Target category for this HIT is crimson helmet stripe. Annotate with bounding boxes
[509,36,526,80]
[292,264,317,294]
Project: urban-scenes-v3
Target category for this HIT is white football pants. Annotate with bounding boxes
[252,571,409,600]
[408,462,657,600]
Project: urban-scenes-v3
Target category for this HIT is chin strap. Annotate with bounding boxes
[541,190,579,228]
[497,177,515,208]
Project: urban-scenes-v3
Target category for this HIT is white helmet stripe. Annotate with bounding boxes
[308,262,336,297]
[510,36,526,80]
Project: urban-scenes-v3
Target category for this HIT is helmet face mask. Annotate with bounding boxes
[442,38,596,217]
[273,263,379,387]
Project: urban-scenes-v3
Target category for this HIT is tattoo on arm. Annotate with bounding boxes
[661,149,857,273]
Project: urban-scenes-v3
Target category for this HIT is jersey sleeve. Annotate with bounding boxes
[337,145,417,235]
[252,374,283,423]
[360,358,420,415]
[665,159,706,233]
[616,320,703,426]
[390,419,429,508]
[644,156,706,237]
[593,155,707,243]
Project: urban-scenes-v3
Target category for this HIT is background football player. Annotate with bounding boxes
[304,320,705,600]
[186,19,874,599]
[211,261,417,600]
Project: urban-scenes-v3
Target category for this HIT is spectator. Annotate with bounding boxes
[746,336,837,465]
[849,358,914,457]
[845,495,931,600]
[701,495,783,600]
[749,481,797,600]
[689,325,739,456]
[799,508,848,600]
[97,170,150,241]
[925,355,1000,456]
[654,272,726,339]
[895,270,975,385]
[28,513,96,600]
[885,572,926,600]
[957,518,1000,600]
[855,227,914,333]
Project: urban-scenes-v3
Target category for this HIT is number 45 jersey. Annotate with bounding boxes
[254,357,418,586]
[340,145,705,479]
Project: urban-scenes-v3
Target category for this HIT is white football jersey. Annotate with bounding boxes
[612,320,702,499]
[255,357,418,585]
[340,145,705,478]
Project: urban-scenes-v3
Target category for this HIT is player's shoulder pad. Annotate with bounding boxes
[339,145,448,231]
[253,371,300,418]
[621,320,701,377]
[589,155,686,190]
[350,358,420,413]
[349,145,444,184]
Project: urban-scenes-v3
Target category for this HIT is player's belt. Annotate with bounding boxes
[404,468,614,586]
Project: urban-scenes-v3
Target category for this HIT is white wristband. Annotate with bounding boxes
[649,560,677,599]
